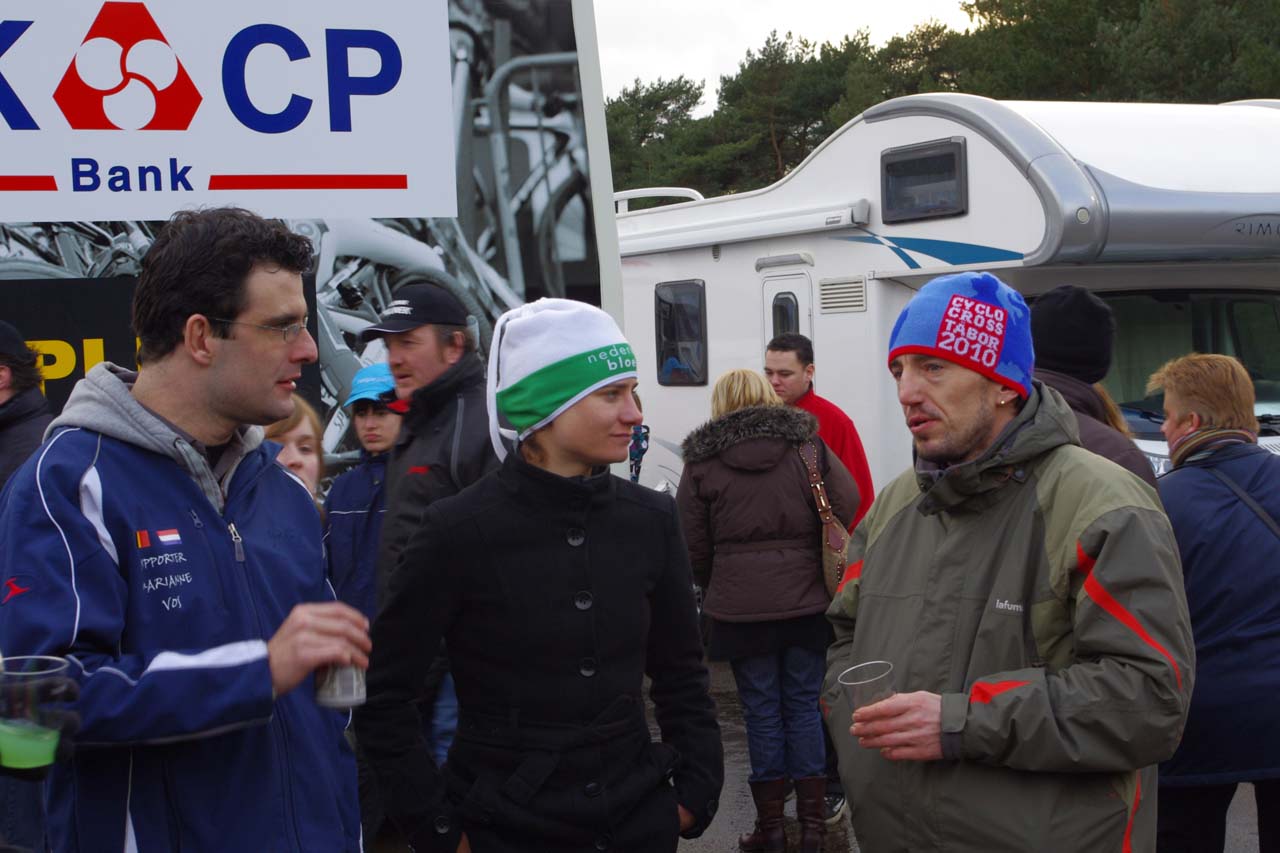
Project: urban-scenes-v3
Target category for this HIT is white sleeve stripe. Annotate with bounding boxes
[145,640,268,674]
[79,442,119,567]
[35,427,84,647]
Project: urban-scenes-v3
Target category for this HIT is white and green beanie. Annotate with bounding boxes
[486,298,638,459]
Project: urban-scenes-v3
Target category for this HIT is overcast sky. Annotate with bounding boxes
[593,1,974,116]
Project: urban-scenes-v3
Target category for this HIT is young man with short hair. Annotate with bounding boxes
[764,333,874,526]
[0,207,369,852]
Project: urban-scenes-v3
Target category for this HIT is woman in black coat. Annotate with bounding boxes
[355,299,723,853]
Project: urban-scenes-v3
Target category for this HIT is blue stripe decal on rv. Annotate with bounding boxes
[833,231,1023,268]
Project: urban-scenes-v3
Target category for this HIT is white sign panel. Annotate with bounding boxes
[0,0,456,219]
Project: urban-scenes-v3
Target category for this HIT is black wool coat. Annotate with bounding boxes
[1034,368,1158,488]
[356,452,724,853]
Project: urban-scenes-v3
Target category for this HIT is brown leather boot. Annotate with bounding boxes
[795,776,827,853]
[739,778,788,853]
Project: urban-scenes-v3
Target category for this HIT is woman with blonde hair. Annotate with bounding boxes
[266,393,325,503]
[678,368,860,853]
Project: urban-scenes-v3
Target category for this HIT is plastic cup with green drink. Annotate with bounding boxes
[0,656,69,770]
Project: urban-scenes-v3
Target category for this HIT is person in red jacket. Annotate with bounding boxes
[764,333,874,526]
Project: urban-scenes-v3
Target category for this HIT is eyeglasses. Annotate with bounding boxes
[209,317,310,344]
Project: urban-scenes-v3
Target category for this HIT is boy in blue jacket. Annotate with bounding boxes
[0,208,370,853]
[324,362,399,622]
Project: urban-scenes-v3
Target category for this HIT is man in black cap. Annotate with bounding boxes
[0,320,53,492]
[1031,285,1158,487]
[359,283,497,779]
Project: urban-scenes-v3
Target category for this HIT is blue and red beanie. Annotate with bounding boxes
[887,271,1034,398]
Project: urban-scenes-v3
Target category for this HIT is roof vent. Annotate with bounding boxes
[819,277,867,314]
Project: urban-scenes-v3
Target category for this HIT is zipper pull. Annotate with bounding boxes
[228,522,245,562]
[189,509,204,529]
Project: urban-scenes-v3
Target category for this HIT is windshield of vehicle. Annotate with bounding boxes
[1097,290,1280,438]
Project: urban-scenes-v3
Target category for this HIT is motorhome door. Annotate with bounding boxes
[762,273,813,347]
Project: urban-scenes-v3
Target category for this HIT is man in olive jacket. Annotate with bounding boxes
[824,271,1194,853]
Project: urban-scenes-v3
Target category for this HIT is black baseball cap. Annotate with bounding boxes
[0,320,29,358]
[360,284,468,341]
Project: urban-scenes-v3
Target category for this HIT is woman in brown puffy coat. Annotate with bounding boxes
[677,369,859,853]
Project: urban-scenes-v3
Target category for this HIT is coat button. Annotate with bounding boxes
[583,780,602,797]
[567,527,586,547]
[594,836,611,851]
[434,815,450,834]
[579,657,597,677]
[574,590,594,610]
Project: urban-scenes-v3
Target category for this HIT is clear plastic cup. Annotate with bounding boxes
[0,656,68,769]
[315,664,366,709]
[836,660,895,713]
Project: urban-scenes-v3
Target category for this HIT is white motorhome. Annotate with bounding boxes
[614,93,1280,494]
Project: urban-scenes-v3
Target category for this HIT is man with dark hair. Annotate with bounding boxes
[1031,285,1157,487]
[765,333,874,526]
[0,207,368,852]
[359,283,498,771]
[0,320,51,491]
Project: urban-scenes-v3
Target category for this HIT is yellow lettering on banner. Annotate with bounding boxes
[29,340,76,394]
[83,338,105,372]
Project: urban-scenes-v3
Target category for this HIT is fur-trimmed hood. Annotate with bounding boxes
[681,404,818,469]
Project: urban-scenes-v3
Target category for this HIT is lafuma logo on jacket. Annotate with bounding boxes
[53,2,202,131]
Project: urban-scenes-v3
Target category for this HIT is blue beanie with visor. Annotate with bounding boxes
[887,271,1034,398]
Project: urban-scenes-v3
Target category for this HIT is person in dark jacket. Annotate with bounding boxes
[0,320,56,850]
[356,298,723,853]
[1031,285,1158,487]
[0,320,52,492]
[325,362,400,621]
[1147,353,1280,852]
[361,283,500,774]
[678,368,858,853]
[324,362,401,843]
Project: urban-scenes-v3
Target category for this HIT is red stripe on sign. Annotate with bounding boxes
[969,680,1029,705]
[1075,542,1183,689]
[835,560,863,594]
[0,176,57,191]
[1122,773,1141,853]
[208,174,408,191]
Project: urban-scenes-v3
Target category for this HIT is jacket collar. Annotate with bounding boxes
[0,386,50,429]
[914,381,1080,515]
[681,405,817,463]
[404,354,486,429]
[1033,368,1107,424]
[499,448,615,507]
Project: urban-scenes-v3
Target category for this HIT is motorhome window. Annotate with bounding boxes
[1097,291,1280,438]
[772,292,799,337]
[881,138,967,224]
[655,280,708,386]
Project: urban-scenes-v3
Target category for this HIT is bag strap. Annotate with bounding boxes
[798,440,839,529]
[1207,467,1280,540]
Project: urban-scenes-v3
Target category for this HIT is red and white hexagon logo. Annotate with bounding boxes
[53,2,202,131]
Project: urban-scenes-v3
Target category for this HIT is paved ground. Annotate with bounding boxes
[375,658,1261,851]
[679,661,1261,852]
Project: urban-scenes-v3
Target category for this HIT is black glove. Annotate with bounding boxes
[0,675,79,781]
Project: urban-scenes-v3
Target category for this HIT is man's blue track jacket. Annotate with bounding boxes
[0,364,360,852]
